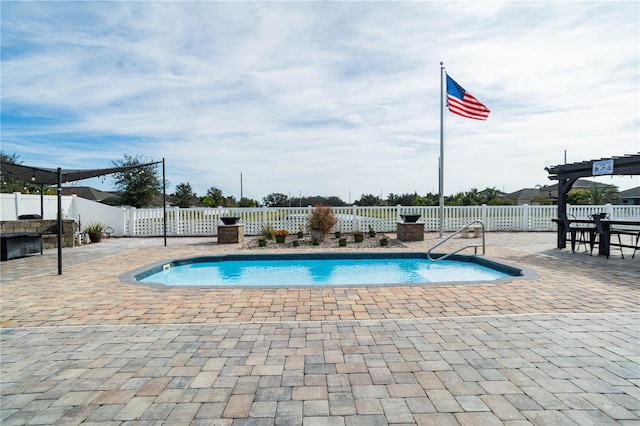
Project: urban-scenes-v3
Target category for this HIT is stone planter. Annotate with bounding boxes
[275,235,286,244]
[218,224,244,244]
[397,222,424,241]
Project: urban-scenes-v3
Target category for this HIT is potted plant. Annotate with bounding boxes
[353,231,364,243]
[258,238,267,247]
[338,238,347,247]
[261,224,275,240]
[292,240,300,247]
[308,205,337,243]
[297,227,304,239]
[85,222,106,243]
[380,237,389,246]
[368,225,376,238]
[334,231,342,239]
[275,229,289,243]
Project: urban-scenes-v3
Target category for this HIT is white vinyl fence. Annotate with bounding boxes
[3,192,639,237]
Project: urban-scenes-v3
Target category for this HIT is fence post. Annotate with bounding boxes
[352,205,357,231]
[13,192,20,219]
[522,204,529,231]
[262,205,268,229]
[68,195,78,220]
[605,203,614,218]
[128,207,136,236]
[481,204,487,230]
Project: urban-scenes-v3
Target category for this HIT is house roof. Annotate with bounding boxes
[541,179,615,191]
[504,188,541,202]
[61,186,119,203]
[620,186,640,198]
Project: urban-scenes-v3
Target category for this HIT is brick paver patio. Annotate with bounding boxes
[1,232,638,425]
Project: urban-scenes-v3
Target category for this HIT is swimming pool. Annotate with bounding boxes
[128,253,530,288]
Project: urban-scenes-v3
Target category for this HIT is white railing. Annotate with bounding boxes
[2,193,639,237]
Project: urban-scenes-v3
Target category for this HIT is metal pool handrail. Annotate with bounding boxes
[427,220,485,262]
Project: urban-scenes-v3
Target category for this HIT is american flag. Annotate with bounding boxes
[446,75,490,120]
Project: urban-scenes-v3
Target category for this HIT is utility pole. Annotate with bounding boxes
[240,172,243,201]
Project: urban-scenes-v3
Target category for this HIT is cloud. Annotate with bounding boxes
[1,1,638,201]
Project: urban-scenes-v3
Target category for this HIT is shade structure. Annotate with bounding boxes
[546,153,640,250]
[1,159,166,275]
[1,161,161,186]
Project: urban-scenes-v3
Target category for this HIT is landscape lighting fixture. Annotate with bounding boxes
[31,170,36,182]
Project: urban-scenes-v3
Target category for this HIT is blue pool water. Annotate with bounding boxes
[137,255,514,287]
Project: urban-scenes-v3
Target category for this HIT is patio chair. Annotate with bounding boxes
[590,214,624,259]
[560,214,592,253]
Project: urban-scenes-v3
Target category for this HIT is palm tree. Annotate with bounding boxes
[481,187,502,205]
[586,183,619,204]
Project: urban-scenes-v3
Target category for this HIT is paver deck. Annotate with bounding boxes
[1,232,638,425]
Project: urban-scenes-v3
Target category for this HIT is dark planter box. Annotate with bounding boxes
[221,217,241,225]
[400,214,421,223]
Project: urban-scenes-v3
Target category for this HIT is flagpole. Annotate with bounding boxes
[439,62,445,238]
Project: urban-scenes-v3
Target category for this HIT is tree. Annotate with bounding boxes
[238,197,257,207]
[387,192,418,206]
[480,187,502,205]
[414,193,439,206]
[173,182,196,208]
[111,154,161,208]
[0,151,42,194]
[446,192,465,206]
[463,188,482,206]
[567,184,619,205]
[201,187,225,207]
[263,193,289,207]
[356,194,383,206]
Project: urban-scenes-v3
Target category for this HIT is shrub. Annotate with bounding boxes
[261,224,275,240]
[274,229,289,237]
[308,205,337,233]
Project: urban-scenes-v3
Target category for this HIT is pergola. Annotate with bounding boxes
[1,159,167,274]
[545,153,640,249]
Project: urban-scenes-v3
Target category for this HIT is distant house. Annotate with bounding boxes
[504,188,543,205]
[61,186,120,205]
[61,186,174,207]
[505,179,620,205]
[618,186,640,205]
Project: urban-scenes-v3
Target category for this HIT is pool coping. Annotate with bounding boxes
[121,251,540,289]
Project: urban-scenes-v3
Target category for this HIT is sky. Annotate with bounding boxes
[1,1,639,203]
